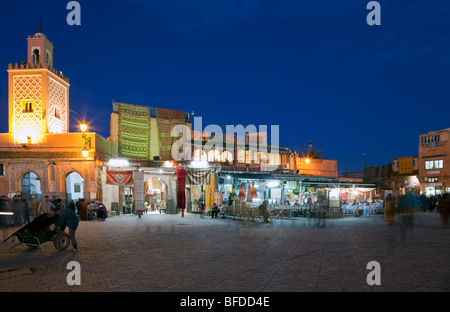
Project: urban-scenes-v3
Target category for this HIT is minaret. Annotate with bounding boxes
[8,26,70,144]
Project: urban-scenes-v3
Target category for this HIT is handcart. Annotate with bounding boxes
[1,213,70,252]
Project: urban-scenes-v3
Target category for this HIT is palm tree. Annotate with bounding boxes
[300,141,324,159]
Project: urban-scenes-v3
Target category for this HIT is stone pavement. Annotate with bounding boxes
[0,211,449,293]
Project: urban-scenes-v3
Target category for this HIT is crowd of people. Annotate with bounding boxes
[384,192,450,226]
[0,195,102,226]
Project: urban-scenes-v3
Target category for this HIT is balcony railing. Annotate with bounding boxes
[420,141,446,148]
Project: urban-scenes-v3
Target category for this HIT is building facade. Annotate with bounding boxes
[419,128,450,196]
[0,30,376,218]
[0,31,113,207]
[392,156,420,195]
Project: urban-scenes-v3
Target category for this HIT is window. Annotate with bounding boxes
[428,178,438,183]
[74,183,81,193]
[221,150,233,163]
[0,163,4,176]
[237,146,245,163]
[425,160,443,170]
[245,150,252,164]
[22,100,34,113]
[260,152,268,164]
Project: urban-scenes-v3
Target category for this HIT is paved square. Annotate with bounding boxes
[0,212,449,292]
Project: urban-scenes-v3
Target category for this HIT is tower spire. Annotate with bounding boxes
[39,19,43,33]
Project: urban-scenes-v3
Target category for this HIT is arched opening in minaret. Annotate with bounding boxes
[33,49,40,65]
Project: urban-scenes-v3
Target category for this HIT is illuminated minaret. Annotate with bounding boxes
[8,26,70,144]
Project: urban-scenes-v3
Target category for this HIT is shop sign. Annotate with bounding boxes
[424,182,443,187]
[96,159,108,167]
[427,170,440,175]
[398,157,414,174]
[238,179,260,184]
[302,183,329,188]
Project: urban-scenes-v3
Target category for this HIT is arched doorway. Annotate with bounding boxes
[66,172,84,206]
[21,172,42,202]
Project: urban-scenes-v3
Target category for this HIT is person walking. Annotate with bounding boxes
[38,196,55,215]
[397,192,416,246]
[437,193,450,226]
[0,196,13,226]
[55,198,66,210]
[258,200,270,223]
[11,196,25,225]
[50,205,79,250]
[317,206,326,228]
[30,195,40,218]
[199,196,205,219]
[384,193,395,224]
[77,198,87,220]
[21,197,31,224]
[68,200,76,213]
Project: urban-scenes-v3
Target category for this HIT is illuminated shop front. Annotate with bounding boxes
[176,161,220,214]
[301,182,377,208]
[218,175,288,206]
[217,173,376,209]
[100,159,178,215]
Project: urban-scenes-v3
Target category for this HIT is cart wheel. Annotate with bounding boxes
[53,233,70,251]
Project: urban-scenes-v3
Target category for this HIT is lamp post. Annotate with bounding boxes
[362,153,367,181]
[69,110,91,158]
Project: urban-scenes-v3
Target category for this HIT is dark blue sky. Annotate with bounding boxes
[1,0,449,173]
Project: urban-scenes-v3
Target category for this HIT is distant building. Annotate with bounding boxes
[418,128,450,196]
[363,163,392,195]
[339,172,363,180]
[392,156,420,195]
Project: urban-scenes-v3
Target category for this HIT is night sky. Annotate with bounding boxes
[1,0,449,173]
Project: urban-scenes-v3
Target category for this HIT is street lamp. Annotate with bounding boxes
[362,153,367,181]
[80,122,87,133]
[80,125,91,158]
[81,148,89,158]
[69,110,91,158]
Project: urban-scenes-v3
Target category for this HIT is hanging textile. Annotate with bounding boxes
[205,174,215,208]
[106,170,134,185]
[97,166,103,201]
[186,170,212,185]
[177,169,186,210]
[155,108,187,160]
[117,102,151,160]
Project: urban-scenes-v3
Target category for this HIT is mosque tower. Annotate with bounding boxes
[8,25,70,145]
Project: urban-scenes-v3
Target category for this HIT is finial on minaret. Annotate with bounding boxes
[39,19,43,33]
